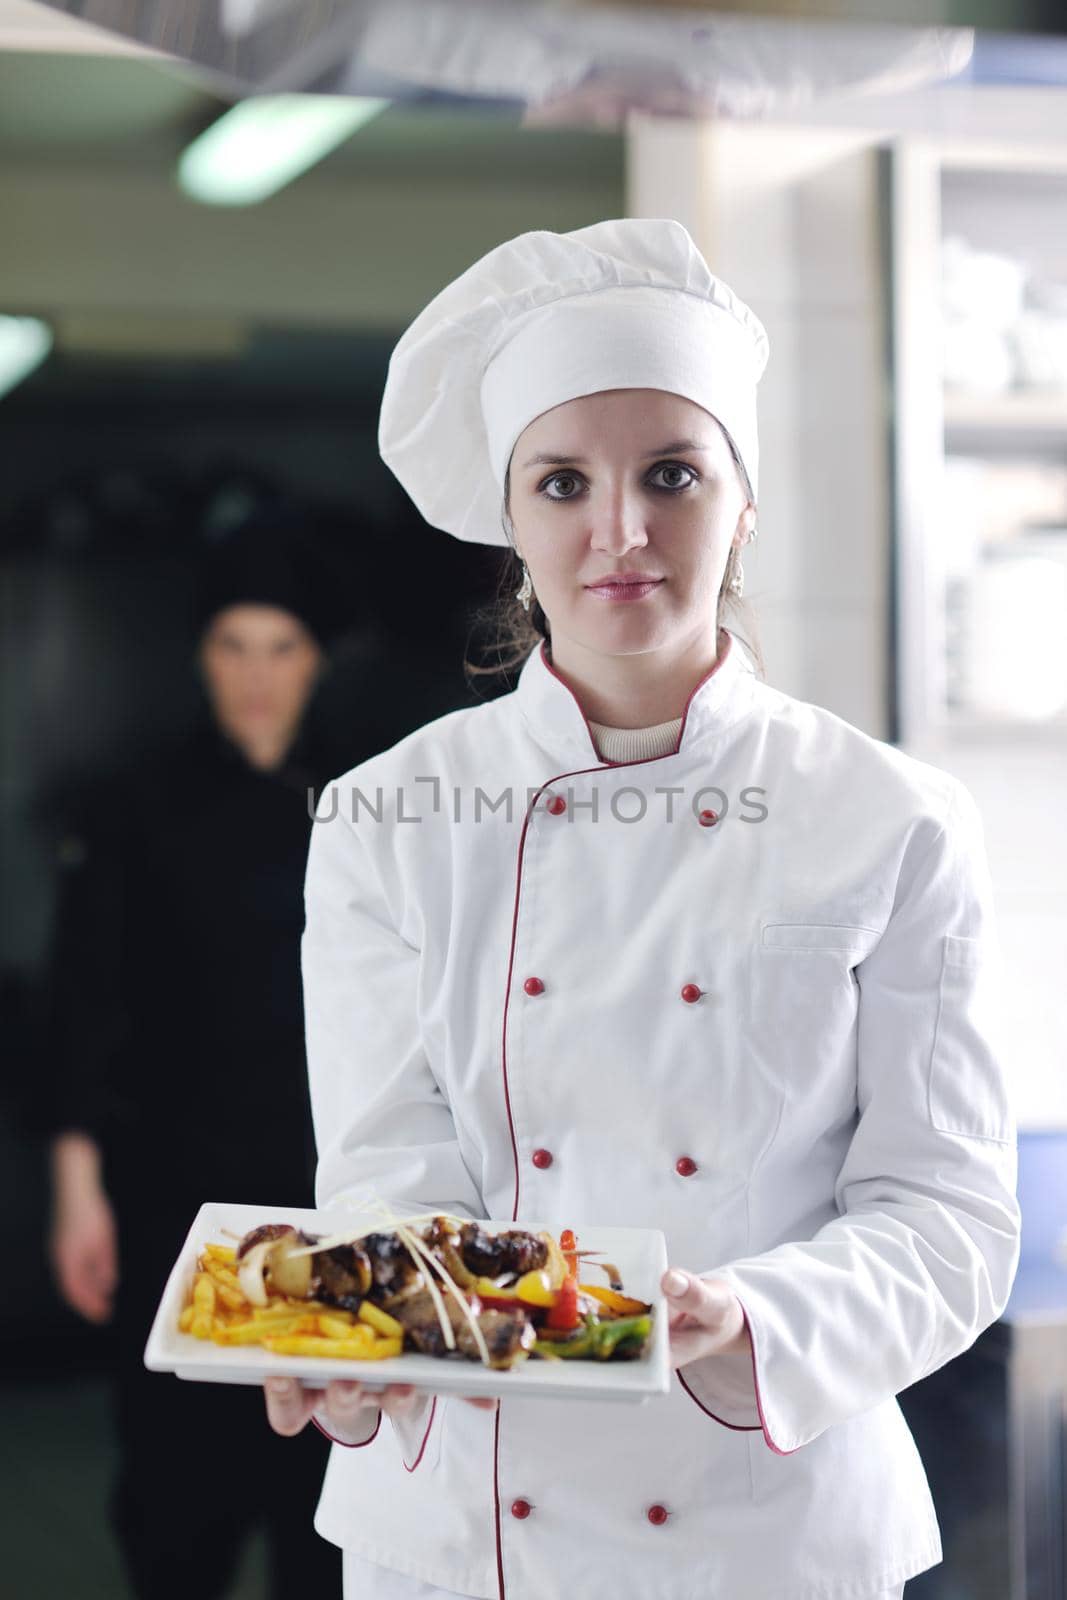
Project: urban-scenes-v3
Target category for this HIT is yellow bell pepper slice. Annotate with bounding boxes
[472,1271,557,1307]
[472,1276,518,1302]
[513,1269,557,1307]
[578,1283,651,1318]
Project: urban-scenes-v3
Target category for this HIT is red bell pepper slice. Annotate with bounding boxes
[544,1274,580,1331]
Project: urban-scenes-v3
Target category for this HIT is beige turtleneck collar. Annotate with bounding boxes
[585,715,684,763]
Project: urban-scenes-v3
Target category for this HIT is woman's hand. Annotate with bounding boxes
[264,1378,497,1442]
[49,1133,119,1324]
[661,1267,750,1368]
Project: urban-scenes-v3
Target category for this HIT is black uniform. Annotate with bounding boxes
[45,717,344,1600]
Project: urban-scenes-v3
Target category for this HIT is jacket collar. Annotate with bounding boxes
[190,709,327,799]
[514,626,758,769]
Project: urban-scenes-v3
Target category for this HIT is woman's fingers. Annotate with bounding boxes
[266,1377,498,1437]
[346,1381,427,1421]
[326,1382,497,1418]
[321,1378,377,1432]
[661,1268,748,1358]
[264,1376,320,1435]
[662,1268,730,1326]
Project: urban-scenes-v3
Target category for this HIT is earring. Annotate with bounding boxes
[515,559,533,613]
[727,524,757,599]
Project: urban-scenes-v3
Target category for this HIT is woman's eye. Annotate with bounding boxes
[540,473,582,500]
[649,462,698,492]
[538,463,698,501]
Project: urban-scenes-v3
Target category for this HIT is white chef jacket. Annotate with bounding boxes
[340,1546,910,1600]
[301,626,1021,1600]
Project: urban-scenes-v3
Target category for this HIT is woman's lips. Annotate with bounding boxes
[585,579,664,603]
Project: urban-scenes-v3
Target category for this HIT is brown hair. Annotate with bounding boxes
[462,422,766,689]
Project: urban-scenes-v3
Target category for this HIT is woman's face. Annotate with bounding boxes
[198,603,322,753]
[508,388,755,663]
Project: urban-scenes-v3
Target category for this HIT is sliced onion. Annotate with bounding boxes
[235,1222,293,1261]
[538,1231,569,1291]
[269,1232,314,1299]
[236,1239,277,1307]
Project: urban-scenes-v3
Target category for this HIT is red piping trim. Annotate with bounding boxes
[492,1405,506,1600]
[312,1399,437,1468]
[675,1370,761,1432]
[312,1409,382,1449]
[501,807,530,1222]
[401,1396,438,1472]
[677,1301,800,1458]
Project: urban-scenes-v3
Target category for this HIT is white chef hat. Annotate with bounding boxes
[378,217,769,548]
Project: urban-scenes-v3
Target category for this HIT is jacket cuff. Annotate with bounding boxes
[312,1408,382,1449]
[677,1297,801,1457]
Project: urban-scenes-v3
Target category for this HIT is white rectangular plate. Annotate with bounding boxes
[144,1201,671,1404]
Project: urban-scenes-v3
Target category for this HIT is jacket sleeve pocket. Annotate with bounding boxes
[928,932,1014,1144]
[761,922,881,956]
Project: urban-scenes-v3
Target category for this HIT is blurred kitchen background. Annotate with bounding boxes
[3,1,1067,1597]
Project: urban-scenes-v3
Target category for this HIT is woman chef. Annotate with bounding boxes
[265,218,1021,1600]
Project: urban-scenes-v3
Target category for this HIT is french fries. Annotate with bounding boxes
[179,1247,406,1364]
[357,1301,404,1340]
[204,1244,237,1265]
[263,1334,403,1360]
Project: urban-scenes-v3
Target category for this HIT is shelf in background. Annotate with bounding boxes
[909,710,1067,746]
[944,388,1067,437]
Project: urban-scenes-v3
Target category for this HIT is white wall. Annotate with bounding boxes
[903,730,1067,1132]
[0,164,623,327]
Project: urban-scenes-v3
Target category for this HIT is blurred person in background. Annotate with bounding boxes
[43,510,350,1600]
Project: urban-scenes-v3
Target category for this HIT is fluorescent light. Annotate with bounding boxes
[177,94,390,206]
[0,316,52,400]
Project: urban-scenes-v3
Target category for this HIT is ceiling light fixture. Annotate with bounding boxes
[177,93,390,206]
[0,316,53,400]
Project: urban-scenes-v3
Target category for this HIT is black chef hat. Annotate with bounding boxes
[193,501,355,647]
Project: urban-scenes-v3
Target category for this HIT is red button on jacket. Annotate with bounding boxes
[511,1499,532,1520]
[647,1504,670,1526]
[675,1156,698,1178]
[531,1148,553,1170]
[698,809,719,827]
[546,795,566,815]
[524,976,545,996]
[680,983,702,1003]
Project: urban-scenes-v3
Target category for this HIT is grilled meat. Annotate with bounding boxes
[384,1286,533,1368]
[363,1231,423,1297]
[423,1217,477,1287]
[458,1223,548,1279]
[312,1242,373,1311]
[460,1309,536,1369]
